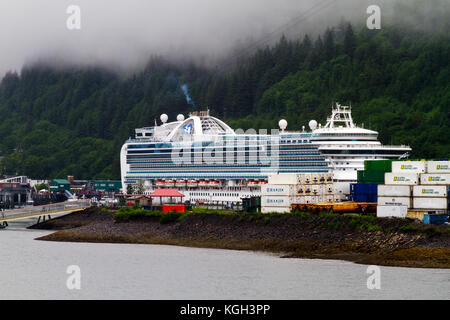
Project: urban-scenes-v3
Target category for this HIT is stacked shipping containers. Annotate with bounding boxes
[351,160,392,204]
[377,161,423,217]
[414,161,450,216]
[262,173,334,213]
[376,160,450,221]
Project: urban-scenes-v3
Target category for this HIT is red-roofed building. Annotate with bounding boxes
[148,189,185,205]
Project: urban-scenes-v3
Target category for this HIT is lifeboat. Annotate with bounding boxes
[187,179,198,187]
[165,179,175,187]
[176,179,187,187]
[156,180,165,187]
[260,180,268,184]
[209,180,220,187]
[248,179,258,186]
[199,180,209,187]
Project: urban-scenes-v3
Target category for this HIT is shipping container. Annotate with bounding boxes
[357,170,385,184]
[423,214,449,225]
[350,194,377,202]
[311,184,320,195]
[261,195,294,207]
[378,185,411,197]
[413,197,448,210]
[320,184,334,194]
[377,205,408,218]
[261,184,297,196]
[261,206,291,214]
[420,173,450,185]
[302,173,313,185]
[426,161,450,173]
[407,210,426,221]
[350,183,378,195]
[412,185,449,198]
[392,161,426,173]
[378,196,412,208]
[364,160,392,172]
[384,172,419,185]
[267,173,298,185]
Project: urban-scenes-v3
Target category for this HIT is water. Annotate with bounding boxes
[0,224,449,300]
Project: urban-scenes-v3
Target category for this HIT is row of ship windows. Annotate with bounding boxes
[127,147,318,154]
[129,163,327,169]
[126,152,322,159]
[126,157,325,164]
[191,192,240,197]
[127,167,328,174]
[322,150,404,155]
[312,133,377,137]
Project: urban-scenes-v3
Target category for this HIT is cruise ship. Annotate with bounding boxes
[120,104,411,202]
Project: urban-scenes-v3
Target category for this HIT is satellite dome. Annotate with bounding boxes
[278,119,288,131]
[309,120,318,131]
[177,114,185,122]
[160,114,168,123]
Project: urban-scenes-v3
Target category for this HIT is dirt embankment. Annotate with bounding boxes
[31,207,450,268]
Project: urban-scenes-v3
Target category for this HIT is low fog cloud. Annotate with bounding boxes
[0,0,447,78]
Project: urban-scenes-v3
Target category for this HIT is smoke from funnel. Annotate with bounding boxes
[181,84,195,106]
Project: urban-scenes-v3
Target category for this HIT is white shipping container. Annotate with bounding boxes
[426,161,450,173]
[377,205,408,218]
[413,197,448,210]
[392,161,426,173]
[302,173,313,184]
[261,184,297,196]
[420,173,450,185]
[310,173,320,184]
[320,184,334,194]
[311,184,321,195]
[268,173,298,185]
[378,185,411,197]
[261,206,291,213]
[318,173,333,184]
[261,196,294,207]
[413,185,448,198]
[378,196,412,208]
[385,172,419,185]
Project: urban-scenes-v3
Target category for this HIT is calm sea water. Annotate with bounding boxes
[0,219,449,300]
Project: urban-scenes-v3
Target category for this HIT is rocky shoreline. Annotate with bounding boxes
[30,207,450,268]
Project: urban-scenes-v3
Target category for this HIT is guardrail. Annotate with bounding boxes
[0,200,92,222]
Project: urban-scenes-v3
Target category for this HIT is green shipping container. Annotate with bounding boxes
[364,160,392,172]
[357,170,385,184]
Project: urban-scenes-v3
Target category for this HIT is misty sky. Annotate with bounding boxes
[0,0,445,78]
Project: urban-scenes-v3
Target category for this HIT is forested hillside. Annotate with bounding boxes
[0,22,449,179]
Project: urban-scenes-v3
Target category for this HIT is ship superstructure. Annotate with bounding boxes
[309,104,411,197]
[120,104,411,202]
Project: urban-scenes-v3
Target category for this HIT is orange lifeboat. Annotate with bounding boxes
[165,179,175,187]
[187,179,198,187]
[176,179,187,187]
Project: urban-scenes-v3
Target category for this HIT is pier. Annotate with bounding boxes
[0,200,91,228]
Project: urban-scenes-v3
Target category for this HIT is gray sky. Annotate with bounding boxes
[0,0,447,78]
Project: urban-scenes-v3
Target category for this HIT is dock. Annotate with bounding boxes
[0,200,91,227]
